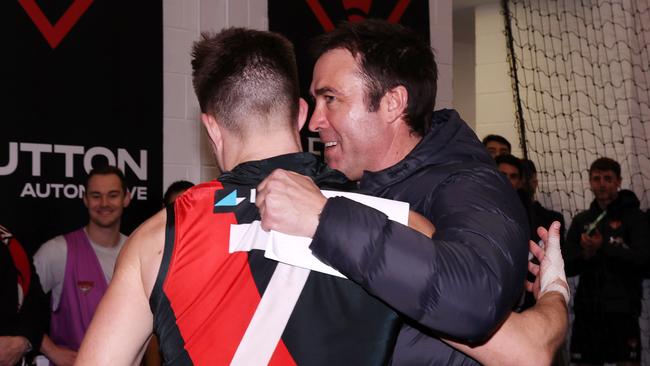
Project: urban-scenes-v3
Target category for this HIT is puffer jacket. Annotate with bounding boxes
[310,109,530,365]
[564,189,650,315]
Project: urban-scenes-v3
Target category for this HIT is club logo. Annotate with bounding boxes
[608,219,622,230]
[306,0,412,31]
[18,0,94,49]
[214,188,255,213]
[77,280,94,293]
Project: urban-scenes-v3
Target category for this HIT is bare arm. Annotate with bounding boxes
[408,211,435,238]
[75,210,166,365]
[446,292,567,366]
[0,336,29,366]
[41,335,77,366]
[404,216,568,365]
[445,222,569,366]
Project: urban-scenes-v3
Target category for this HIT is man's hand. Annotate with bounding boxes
[526,221,570,305]
[580,230,602,258]
[256,169,327,238]
[41,334,77,366]
[46,345,77,366]
[0,336,28,366]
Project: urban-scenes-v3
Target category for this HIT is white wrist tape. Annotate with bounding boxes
[540,224,570,305]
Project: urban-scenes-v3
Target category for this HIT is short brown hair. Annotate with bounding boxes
[85,165,127,194]
[589,157,621,178]
[191,28,300,136]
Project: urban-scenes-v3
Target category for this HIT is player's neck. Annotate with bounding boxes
[224,130,303,170]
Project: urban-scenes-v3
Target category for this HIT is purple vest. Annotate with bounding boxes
[50,229,108,351]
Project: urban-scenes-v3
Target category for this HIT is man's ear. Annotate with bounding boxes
[381,85,408,123]
[297,98,309,131]
[201,113,223,152]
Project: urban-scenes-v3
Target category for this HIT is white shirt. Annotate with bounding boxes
[33,229,127,311]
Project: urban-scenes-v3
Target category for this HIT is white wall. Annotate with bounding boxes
[453,8,476,129]
[162,0,268,191]
[430,0,453,110]
[473,3,522,157]
[162,0,453,191]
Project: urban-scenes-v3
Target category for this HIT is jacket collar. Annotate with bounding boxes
[218,152,352,190]
[359,109,492,194]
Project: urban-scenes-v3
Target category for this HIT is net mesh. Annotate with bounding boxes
[503,1,650,363]
[503,0,650,219]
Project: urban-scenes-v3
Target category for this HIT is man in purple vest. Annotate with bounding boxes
[33,165,130,366]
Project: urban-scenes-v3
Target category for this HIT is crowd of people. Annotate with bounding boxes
[483,134,650,366]
[2,17,644,366]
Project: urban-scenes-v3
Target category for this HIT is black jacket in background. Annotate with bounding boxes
[0,226,49,361]
[310,109,530,365]
[564,189,650,315]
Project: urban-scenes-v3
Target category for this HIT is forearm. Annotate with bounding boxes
[0,336,29,366]
[40,335,56,358]
[41,334,79,366]
[446,292,568,366]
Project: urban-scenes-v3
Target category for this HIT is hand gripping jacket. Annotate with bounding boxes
[310,109,530,365]
[149,153,401,366]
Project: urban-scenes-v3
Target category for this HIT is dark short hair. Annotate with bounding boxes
[191,28,300,135]
[495,154,523,176]
[311,19,437,136]
[482,134,512,152]
[521,158,537,178]
[85,165,127,194]
[589,157,621,178]
[163,180,195,206]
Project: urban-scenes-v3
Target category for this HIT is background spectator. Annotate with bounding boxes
[482,134,512,158]
[162,180,194,207]
[34,165,131,365]
[563,157,650,365]
[0,224,48,366]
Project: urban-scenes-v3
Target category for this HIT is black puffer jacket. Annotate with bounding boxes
[310,109,529,365]
[564,189,650,315]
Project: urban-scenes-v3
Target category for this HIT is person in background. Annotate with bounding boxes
[482,134,512,158]
[563,157,649,366]
[0,225,48,366]
[495,153,524,190]
[162,180,194,207]
[520,159,566,246]
[34,165,130,366]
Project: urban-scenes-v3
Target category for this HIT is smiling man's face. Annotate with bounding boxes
[308,48,394,181]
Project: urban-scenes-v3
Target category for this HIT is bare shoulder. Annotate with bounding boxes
[117,209,167,298]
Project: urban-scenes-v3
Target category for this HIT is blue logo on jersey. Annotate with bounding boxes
[215,190,239,207]
[214,188,249,213]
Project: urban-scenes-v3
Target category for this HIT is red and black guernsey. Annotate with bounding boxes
[149,153,401,366]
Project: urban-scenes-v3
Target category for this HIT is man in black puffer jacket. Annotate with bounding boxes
[564,158,650,365]
[258,19,570,365]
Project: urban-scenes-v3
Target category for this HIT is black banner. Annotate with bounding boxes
[269,0,430,156]
[1,1,162,253]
